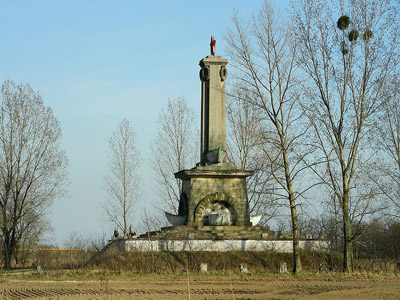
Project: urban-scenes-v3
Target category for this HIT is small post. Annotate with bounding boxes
[278,262,287,273]
[240,263,248,273]
[200,263,208,273]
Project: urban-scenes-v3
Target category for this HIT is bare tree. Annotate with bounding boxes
[88,231,108,250]
[103,118,139,236]
[226,2,316,273]
[292,0,400,271]
[14,216,49,266]
[151,97,198,214]
[0,80,68,269]
[226,87,278,223]
[63,230,89,250]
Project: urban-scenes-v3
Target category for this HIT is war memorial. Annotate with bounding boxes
[108,37,329,253]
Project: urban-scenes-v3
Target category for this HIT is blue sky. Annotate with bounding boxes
[0,0,290,246]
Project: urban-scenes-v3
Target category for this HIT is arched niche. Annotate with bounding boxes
[194,192,241,226]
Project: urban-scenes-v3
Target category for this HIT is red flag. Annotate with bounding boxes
[210,35,216,55]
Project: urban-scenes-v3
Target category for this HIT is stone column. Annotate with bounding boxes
[199,55,228,165]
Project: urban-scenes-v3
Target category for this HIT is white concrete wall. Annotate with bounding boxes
[108,239,330,253]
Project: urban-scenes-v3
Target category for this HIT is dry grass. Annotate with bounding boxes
[5,249,400,275]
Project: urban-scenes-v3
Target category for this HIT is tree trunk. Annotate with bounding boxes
[290,195,302,273]
[283,148,302,273]
[3,248,12,269]
[3,234,14,269]
[123,197,127,236]
[342,189,352,272]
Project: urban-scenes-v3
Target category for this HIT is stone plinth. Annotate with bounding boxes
[140,225,271,240]
[175,164,254,227]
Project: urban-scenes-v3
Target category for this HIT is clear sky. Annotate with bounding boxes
[0,0,290,246]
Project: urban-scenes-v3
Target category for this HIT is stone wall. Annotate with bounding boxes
[108,239,330,253]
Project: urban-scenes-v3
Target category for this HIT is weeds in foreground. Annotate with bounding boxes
[0,268,398,283]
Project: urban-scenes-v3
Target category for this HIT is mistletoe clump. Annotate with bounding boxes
[362,30,373,41]
[336,15,373,55]
[348,29,359,42]
[337,15,350,30]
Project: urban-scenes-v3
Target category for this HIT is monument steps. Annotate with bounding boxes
[138,225,283,241]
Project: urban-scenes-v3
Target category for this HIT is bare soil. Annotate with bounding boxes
[1,274,400,299]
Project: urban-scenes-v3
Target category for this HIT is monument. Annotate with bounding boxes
[166,35,255,230]
[104,36,330,253]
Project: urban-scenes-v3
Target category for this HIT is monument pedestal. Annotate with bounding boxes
[175,163,254,227]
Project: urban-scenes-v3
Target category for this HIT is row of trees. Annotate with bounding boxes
[223,0,400,273]
[0,82,197,268]
[100,97,198,238]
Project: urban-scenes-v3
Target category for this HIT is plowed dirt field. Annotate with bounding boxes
[1,276,399,299]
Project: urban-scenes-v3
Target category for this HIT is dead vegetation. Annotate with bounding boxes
[4,249,400,275]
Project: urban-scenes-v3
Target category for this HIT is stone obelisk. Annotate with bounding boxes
[199,43,228,165]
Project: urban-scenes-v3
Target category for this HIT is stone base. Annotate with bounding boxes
[138,225,273,240]
[107,238,330,253]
